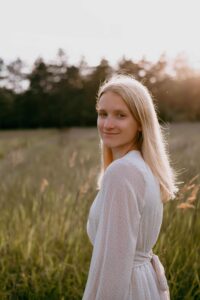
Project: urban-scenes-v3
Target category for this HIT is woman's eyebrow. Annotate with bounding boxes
[97,108,128,113]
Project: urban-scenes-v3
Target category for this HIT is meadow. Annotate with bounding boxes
[0,123,199,300]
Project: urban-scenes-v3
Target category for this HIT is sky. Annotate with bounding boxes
[1,0,200,68]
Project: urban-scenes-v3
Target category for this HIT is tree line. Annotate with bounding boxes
[0,50,200,129]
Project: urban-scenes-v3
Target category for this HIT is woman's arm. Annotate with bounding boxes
[82,162,145,300]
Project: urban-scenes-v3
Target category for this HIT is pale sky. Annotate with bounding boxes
[1,0,200,68]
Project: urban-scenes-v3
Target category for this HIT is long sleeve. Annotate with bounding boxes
[82,161,146,300]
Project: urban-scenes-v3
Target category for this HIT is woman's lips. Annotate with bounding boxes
[103,132,119,135]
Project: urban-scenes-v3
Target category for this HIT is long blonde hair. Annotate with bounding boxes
[96,74,178,203]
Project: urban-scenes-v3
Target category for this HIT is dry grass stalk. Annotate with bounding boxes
[69,151,77,168]
[40,178,49,193]
[176,175,199,210]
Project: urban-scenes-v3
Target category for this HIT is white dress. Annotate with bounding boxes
[82,150,170,300]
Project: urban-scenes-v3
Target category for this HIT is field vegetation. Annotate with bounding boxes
[0,123,199,299]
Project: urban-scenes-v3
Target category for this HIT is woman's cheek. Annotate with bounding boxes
[97,118,104,131]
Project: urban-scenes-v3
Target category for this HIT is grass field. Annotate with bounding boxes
[0,123,199,300]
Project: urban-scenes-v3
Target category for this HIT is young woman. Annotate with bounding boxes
[82,74,177,300]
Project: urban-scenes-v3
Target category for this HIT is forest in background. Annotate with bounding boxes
[0,49,200,129]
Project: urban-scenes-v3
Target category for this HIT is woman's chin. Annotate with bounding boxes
[102,141,118,148]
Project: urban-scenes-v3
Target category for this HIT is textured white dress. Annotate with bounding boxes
[82,150,170,300]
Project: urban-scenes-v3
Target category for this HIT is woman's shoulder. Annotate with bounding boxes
[101,153,147,209]
[107,151,145,170]
[103,151,146,184]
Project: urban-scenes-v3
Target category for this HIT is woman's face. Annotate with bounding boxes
[97,91,141,157]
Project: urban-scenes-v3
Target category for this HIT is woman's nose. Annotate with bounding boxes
[104,116,115,129]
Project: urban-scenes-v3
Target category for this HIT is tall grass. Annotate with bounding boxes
[0,124,199,299]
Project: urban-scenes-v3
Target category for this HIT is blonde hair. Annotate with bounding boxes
[96,74,178,203]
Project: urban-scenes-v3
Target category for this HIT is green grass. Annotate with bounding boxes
[0,124,199,299]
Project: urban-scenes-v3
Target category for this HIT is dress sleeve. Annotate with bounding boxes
[82,161,146,300]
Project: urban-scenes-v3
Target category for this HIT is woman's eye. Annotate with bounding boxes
[97,112,126,118]
[117,114,126,118]
[98,112,107,117]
